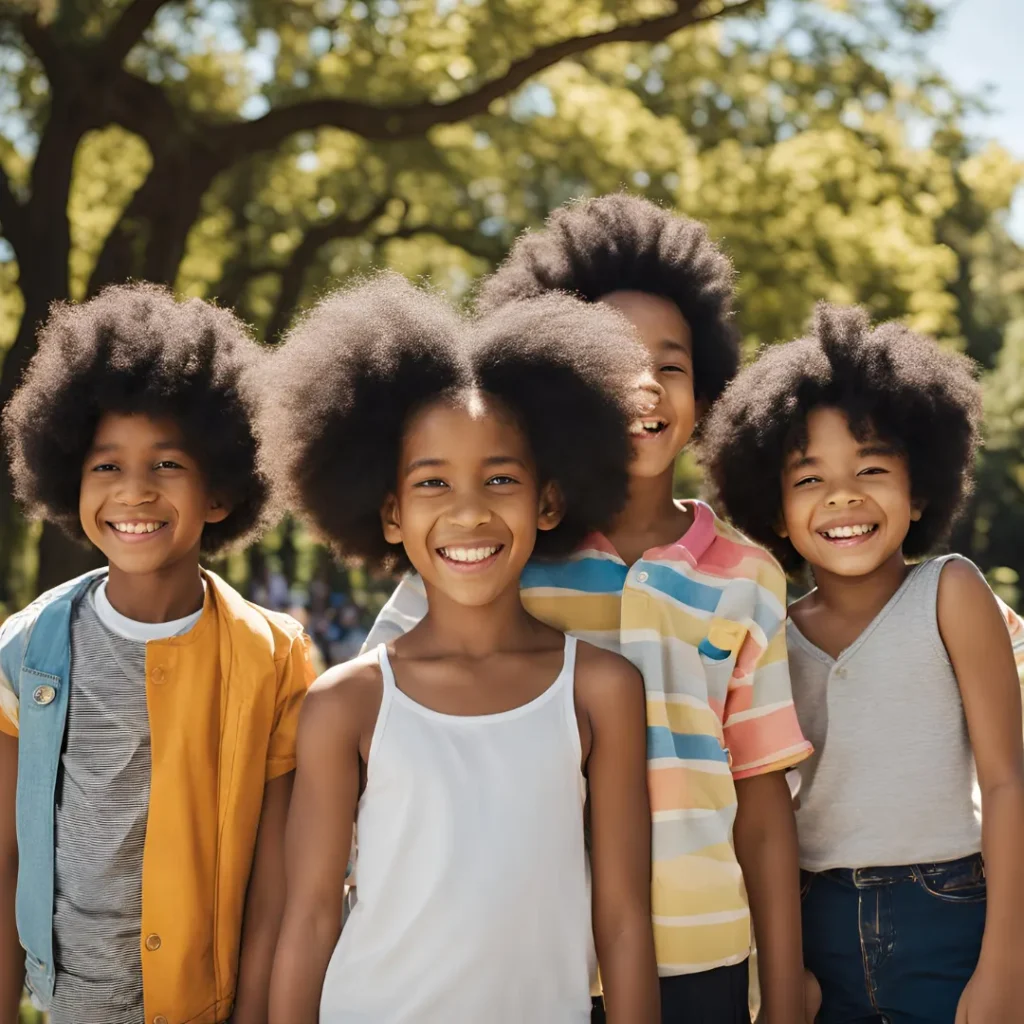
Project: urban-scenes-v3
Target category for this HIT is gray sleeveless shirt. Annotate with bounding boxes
[788,555,981,871]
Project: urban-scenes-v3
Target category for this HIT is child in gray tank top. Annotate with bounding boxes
[701,303,1024,1024]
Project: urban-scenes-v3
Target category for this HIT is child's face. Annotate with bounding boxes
[779,406,921,578]
[600,290,697,480]
[80,412,229,577]
[382,394,561,608]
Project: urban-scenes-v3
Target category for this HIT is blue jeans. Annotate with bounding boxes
[801,853,986,1024]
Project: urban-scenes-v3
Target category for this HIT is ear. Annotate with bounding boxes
[536,481,565,533]
[774,516,789,539]
[909,501,924,523]
[380,493,403,544]
[205,498,230,525]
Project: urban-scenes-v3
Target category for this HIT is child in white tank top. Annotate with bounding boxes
[701,303,1024,1024]
[265,274,660,1023]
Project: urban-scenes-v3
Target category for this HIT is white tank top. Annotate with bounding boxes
[320,634,596,1023]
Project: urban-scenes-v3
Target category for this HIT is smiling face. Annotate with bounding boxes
[599,290,698,480]
[382,393,562,609]
[79,412,228,576]
[780,406,921,578]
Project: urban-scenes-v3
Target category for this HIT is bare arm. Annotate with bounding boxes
[268,664,373,1024]
[230,772,294,1024]
[0,734,20,1024]
[735,770,804,1024]
[582,646,659,1024]
[937,561,1024,1020]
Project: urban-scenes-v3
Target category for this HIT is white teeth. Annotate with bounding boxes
[629,419,666,436]
[440,545,499,563]
[112,521,164,535]
[823,524,877,539]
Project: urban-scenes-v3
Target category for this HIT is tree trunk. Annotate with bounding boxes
[35,523,104,594]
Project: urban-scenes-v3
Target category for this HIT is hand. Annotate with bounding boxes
[804,969,821,1023]
[955,963,1024,1023]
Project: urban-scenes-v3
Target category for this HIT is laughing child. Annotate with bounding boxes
[266,273,659,1023]
[0,285,314,1024]
[365,194,814,1024]
[701,303,1024,1023]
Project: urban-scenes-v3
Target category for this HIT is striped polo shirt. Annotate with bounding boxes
[364,499,813,977]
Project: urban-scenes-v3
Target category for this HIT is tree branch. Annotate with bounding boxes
[214,0,728,155]
[253,198,392,342]
[100,0,175,66]
[0,161,25,257]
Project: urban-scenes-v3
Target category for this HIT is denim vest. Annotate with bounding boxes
[0,569,103,1007]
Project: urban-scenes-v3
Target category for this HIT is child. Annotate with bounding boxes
[700,303,1024,1023]
[0,285,315,1024]
[365,194,813,1023]
[265,274,659,1023]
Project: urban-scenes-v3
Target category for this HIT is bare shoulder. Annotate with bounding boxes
[936,556,1008,648]
[574,640,644,704]
[299,649,384,742]
[937,555,988,598]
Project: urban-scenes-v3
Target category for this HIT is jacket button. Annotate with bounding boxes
[636,571,649,583]
[150,667,166,684]
[32,685,55,706]
[154,1016,168,1024]
[145,933,161,951]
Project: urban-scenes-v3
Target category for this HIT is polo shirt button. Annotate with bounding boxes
[151,667,166,684]
[154,1016,168,1024]
[32,685,55,705]
[145,933,161,951]
[835,667,847,679]
[636,571,649,583]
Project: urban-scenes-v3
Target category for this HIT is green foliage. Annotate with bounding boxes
[0,0,1020,598]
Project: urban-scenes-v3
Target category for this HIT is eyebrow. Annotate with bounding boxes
[404,454,528,475]
[658,340,692,358]
[88,440,189,454]
[787,444,902,470]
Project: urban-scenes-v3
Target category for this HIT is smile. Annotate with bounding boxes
[629,418,668,438]
[437,544,504,571]
[108,520,168,538]
[819,523,878,542]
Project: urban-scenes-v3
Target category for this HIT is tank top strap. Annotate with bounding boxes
[558,634,584,771]
[368,644,398,764]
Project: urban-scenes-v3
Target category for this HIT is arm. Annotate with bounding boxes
[268,669,368,1024]
[230,772,294,1024]
[0,734,21,1024]
[937,561,1024,1023]
[735,771,804,1024]
[582,647,659,1024]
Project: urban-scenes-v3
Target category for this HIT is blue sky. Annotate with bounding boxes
[929,0,1024,238]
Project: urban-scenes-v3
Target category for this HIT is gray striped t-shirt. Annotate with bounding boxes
[50,587,151,1024]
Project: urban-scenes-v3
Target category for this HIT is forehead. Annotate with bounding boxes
[401,394,532,466]
[90,411,187,449]
[598,290,691,355]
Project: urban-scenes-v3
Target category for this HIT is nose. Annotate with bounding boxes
[446,493,493,530]
[638,375,664,414]
[113,470,158,506]
[824,485,864,509]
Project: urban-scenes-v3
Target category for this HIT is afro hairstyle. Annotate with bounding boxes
[3,283,272,555]
[476,192,740,407]
[699,302,982,574]
[259,272,648,572]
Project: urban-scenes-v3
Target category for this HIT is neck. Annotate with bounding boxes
[612,466,677,535]
[417,580,540,658]
[104,554,205,623]
[811,549,909,621]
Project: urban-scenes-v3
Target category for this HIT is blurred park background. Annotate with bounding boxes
[0,0,1022,678]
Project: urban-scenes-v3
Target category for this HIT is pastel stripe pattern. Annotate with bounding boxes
[364,500,813,977]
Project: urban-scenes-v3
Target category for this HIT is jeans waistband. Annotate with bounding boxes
[811,852,984,889]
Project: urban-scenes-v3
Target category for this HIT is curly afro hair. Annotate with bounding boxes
[259,272,648,572]
[476,193,740,407]
[3,283,272,555]
[699,303,982,574]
